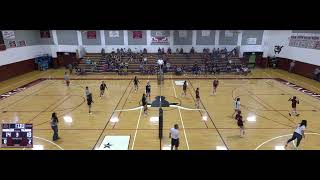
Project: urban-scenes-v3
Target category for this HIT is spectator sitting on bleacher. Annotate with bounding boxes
[167,47,172,54]
[161,48,165,54]
[128,48,132,54]
[143,56,147,64]
[190,47,195,54]
[120,48,124,54]
[117,48,120,54]
[158,47,162,54]
[179,48,184,54]
[176,48,179,54]
[143,48,147,54]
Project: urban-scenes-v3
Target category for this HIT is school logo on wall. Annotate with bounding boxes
[109,31,120,38]
[274,45,284,54]
[151,31,169,45]
[8,40,16,48]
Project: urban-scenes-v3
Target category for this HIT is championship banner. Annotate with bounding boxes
[201,30,210,37]
[109,31,119,38]
[0,31,6,51]
[87,31,96,39]
[247,38,257,45]
[151,31,169,45]
[8,40,16,48]
[133,31,142,39]
[179,30,187,37]
[289,35,320,50]
[40,30,50,38]
[17,40,26,47]
[2,31,15,39]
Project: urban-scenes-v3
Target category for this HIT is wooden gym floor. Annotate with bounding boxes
[0,68,320,150]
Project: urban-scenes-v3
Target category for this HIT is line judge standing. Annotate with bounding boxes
[169,124,180,150]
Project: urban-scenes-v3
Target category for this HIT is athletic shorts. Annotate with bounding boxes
[171,138,180,147]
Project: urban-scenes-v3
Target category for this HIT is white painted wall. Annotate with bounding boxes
[266,30,320,66]
[0,45,52,66]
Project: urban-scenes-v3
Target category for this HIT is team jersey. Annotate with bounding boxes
[183,83,187,90]
[236,114,243,126]
[100,83,107,90]
[146,84,151,93]
[213,80,219,87]
[234,100,240,110]
[196,90,200,99]
[142,96,147,105]
[134,79,139,85]
[290,98,299,108]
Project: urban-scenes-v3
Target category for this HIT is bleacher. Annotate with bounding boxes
[78,51,243,74]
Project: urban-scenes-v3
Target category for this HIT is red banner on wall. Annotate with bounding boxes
[133,31,142,39]
[87,31,97,39]
[40,30,51,38]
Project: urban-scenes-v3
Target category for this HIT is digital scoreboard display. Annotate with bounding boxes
[1,124,33,148]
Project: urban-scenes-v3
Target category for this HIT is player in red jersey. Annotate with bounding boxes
[212,79,219,95]
[289,96,299,116]
[195,88,200,108]
[235,111,245,137]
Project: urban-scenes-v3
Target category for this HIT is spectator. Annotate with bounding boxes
[143,48,147,54]
[176,48,179,54]
[289,60,295,73]
[167,47,172,54]
[190,47,195,54]
[143,56,147,64]
[139,63,144,74]
[179,48,184,54]
[117,48,120,54]
[128,48,132,54]
[120,48,124,54]
[224,47,227,53]
[68,63,73,74]
[158,47,161,54]
[161,48,165,54]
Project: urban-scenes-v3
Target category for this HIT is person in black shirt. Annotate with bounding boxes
[99,81,108,97]
[146,81,151,101]
[289,96,299,116]
[142,93,148,115]
[235,111,245,137]
[87,93,94,114]
[195,88,200,108]
[134,76,140,92]
[182,81,187,96]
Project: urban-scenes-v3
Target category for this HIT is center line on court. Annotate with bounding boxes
[171,76,190,150]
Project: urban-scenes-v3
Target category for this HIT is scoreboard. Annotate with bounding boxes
[1,124,33,148]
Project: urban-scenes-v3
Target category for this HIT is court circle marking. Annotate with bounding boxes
[23,136,64,150]
[254,133,320,150]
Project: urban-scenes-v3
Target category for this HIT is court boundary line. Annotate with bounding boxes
[255,133,320,150]
[171,76,190,150]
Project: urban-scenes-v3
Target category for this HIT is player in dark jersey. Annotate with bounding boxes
[134,76,140,92]
[99,81,108,97]
[87,92,94,114]
[212,79,219,95]
[141,93,148,115]
[289,96,299,116]
[182,81,187,96]
[235,111,245,137]
[195,88,200,108]
[145,81,151,101]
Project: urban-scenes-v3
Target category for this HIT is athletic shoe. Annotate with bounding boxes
[289,113,291,116]
[296,114,300,117]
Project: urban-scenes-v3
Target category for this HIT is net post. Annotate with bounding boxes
[159,107,163,139]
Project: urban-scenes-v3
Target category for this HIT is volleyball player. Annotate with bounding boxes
[212,79,219,95]
[64,72,70,87]
[99,81,108,97]
[145,81,151,101]
[51,112,59,141]
[87,92,94,114]
[232,98,241,117]
[235,111,245,137]
[195,88,200,108]
[285,120,307,150]
[142,93,148,115]
[85,86,90,97]
[181,81,187,96]
[169,124,180,150]
[134,76,140,92]
[289,96,300,116]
